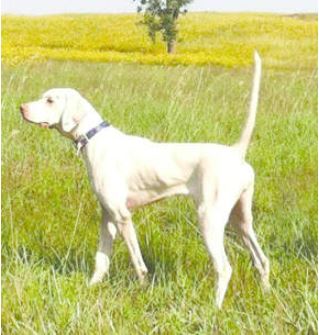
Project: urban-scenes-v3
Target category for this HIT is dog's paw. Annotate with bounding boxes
[88,273,104,286]
[261,279,271,293]
[137,268,149,286]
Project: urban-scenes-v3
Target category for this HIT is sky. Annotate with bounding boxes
[2,0,318,15]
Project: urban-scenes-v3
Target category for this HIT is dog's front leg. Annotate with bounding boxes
[89,210,117,286]
[94,182,148,283]
[116,216,148,284]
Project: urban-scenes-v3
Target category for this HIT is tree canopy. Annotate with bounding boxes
[134,0,193,53]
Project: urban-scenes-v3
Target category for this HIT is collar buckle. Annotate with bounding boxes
[78,134,89,147]
[74,121,109,155]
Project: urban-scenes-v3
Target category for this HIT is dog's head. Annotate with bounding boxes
[20,88,95,136]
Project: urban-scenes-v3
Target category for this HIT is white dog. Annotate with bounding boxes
[20,52,269,308]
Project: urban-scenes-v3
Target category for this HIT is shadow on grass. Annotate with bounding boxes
[6,244,93,277]
[5,239,185,286]
[293,235,317,262]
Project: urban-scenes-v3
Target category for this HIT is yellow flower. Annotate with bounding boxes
[2,13,317,69]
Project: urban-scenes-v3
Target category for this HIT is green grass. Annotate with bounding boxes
[2,59,317,334]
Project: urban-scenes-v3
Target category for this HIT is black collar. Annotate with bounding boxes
[74,121,110,154]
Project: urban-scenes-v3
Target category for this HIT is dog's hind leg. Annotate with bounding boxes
[90,210,117,285]
[231,183,270,290]
[198,200,233,309]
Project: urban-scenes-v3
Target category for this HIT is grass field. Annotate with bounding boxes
[2,13,317,68]
[2,13,318,335]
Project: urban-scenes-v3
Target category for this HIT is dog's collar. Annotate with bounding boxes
[74,121,110,155]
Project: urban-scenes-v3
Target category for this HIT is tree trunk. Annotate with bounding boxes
[167,39,176,54]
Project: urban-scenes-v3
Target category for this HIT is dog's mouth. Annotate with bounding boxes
[22,115,51,129]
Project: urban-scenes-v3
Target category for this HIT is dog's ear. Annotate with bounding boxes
[61,93,86,133]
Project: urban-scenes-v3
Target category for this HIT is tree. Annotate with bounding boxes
[134,0,193,54]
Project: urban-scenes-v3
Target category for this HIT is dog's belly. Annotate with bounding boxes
[126,184,189,209]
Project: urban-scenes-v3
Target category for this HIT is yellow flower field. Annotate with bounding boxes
[2,13,317,68]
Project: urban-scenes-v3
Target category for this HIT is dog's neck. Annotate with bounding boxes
[72,110,104,141]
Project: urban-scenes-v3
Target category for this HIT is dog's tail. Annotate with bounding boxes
[235,51,262,159]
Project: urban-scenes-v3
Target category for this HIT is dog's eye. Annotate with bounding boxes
[46,98,54,104]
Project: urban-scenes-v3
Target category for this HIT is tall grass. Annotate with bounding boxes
[2,59,317,333]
